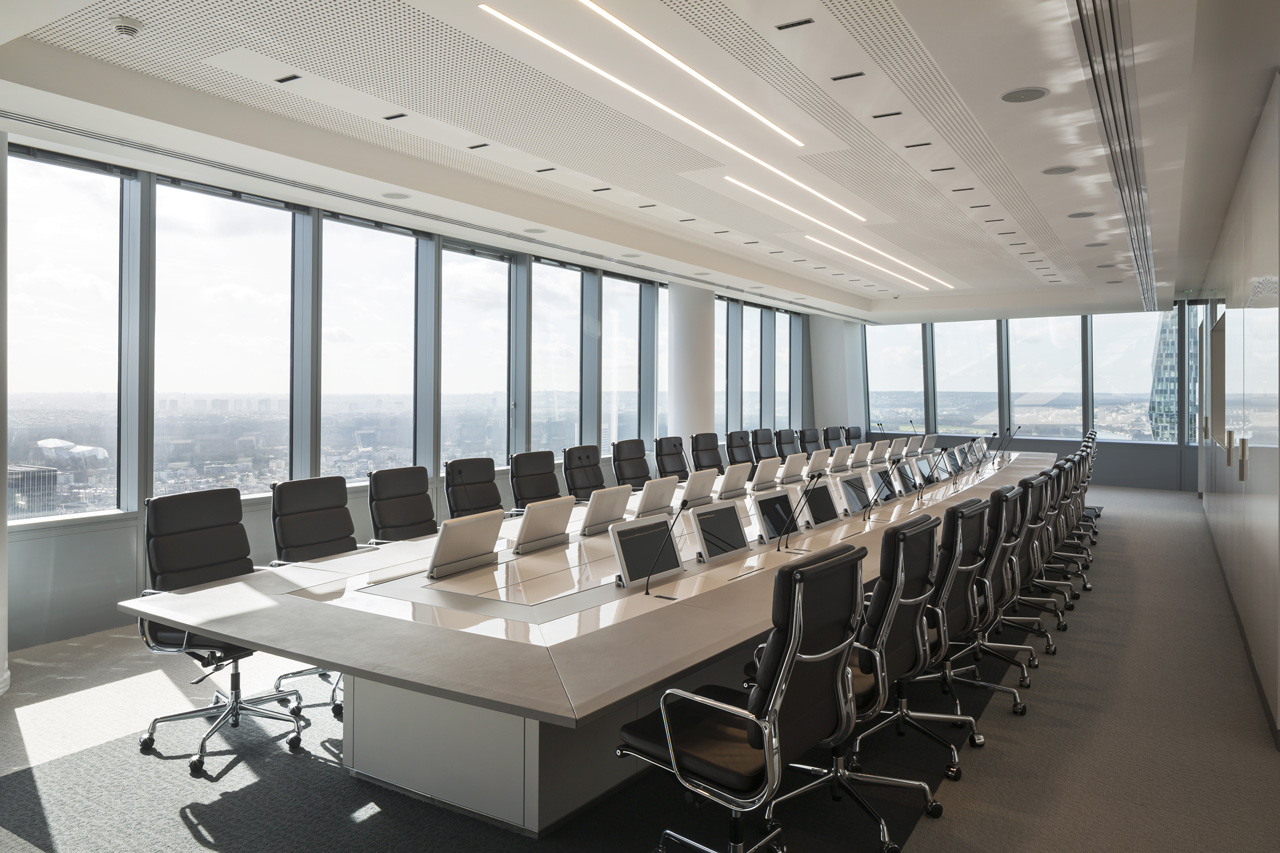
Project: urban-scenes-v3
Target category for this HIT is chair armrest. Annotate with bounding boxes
[269,560,291,567]
[368,538,392,546]
[658,688,778,810]
[851,642,889,721]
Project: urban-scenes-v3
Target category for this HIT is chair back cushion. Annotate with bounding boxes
[146,488,254,591]
[690,433,725,474]
[859,514,941,683]
[844,426,862,444]
[510,451,561,509]
[774,429,800,458]
[822,426,844,450]
[934,498,989,638]
[611,439,652,489]
[725,431,753,466]
[563,445,606,500]
[272,476,358,563]
[654,437,689,481]
[444,457,504,518]
[752,429,779,462]
[799,429,822,455]
[369,466,437,540]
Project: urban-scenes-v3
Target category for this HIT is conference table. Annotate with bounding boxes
[119,451,1053,836]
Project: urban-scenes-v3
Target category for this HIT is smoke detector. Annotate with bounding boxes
[109,16,144,38]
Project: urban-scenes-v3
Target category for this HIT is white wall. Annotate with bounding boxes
[808,315,867,432]
[1201,73,1280,741]
[1,131,9,695]
[666,283,715,440]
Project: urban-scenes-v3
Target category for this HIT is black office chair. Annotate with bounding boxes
[654,436,690,482]
[823,426,845,451]
[774,428,800,458]
[850,514,984,781]
[752,428,780,464]
[509,451,560,509]
[368,466,437,541]
[618,544,866,853]
[799,428,822,457]
[844,426,863,445]
[137,488,303,774]
[271,476,360,715]
[563,445,606,501]
[611,438,651,491]
[444,457,505,518]
[690,433,724,474]
[725,430,755,479]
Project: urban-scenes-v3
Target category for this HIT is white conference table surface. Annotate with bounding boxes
[119,452,1053,728]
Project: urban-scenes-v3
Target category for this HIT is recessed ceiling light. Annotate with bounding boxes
[524,228,546,234]
[481,5,864,220]
[1042,165,1076,175]
[383,113,408,121]
[679,218,696,222]
[776,18,814,30]
[952,187,975,192]
[1106,280,1122,284]
[1097,263,1115,268]
[1068,211,1095,218]
[536,167,556,173]
[621,253,641,258]
[832,72,864,81]
[1086,241,1108,247]
[638,204,656,208]
[274,73,300,84]
[872,111,903,119]
[806,236,929,291]
[467,142,489,150]
[905,142,932,149]
[930,167,955,172]
[714,230,730,234]
[381,192,410,200]
[726,176,953,288]
[576,0,803,146]
[1001,87,1049,103]
[998,231,1016,235]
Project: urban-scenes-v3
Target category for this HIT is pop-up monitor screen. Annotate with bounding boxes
[611,518,681,588]
[840,475,869,513]
[754,491,795,542]
[875,469,898,502]
[807,482,840,527]
[898,463,918,493]
[694,504,749,560]
[916,457,939,483]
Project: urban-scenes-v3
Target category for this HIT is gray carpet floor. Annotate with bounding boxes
[0,486,1277,851]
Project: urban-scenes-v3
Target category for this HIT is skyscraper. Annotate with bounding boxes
[1148,311,1193,442]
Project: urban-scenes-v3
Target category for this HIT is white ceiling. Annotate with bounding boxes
[0,0,1274,322]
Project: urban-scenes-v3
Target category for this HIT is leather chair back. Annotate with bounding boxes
[822,426,844,451]
[725,431,753,468]
[444,457,504,518]
[799,429,822,456]
[858,514,941,686]
[272,476,358,563]
[981,484,1023,617]
[690,433,724,474]
[611,439,651,490]
[751,428,779,463]
[844,426,862,444]
[774,429,800,458]
[654,437,689,482]
[509,451,560,509]
[146,488,253,592]
[369,466,437,540]
[563,445,606,501]
[933,498,990,645]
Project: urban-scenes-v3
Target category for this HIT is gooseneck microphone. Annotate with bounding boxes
[909,420,919,435]
[779,472,823,551]
[644,499,690,596]
[998,425,1022,458]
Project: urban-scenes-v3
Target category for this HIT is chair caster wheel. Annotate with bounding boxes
[883,844,901,853]
[1090,538,1098,545]
[1046,643,1058,655]
[1057,621,1069,632]
[138,735,155,753]
[1013,702,1028,716]
[1070,590,1081,600]
[1029,658,1040,669]
[969,733,985,747]
[286,734,302,751]
[1083,583,1093,592]
[1065,601,1075,611]
[1019,676,1031,688]
[945,765,961,781]
[289,704,303,718]
[331,703,343,720]
[188,757,204,776]
[926,800,944,818]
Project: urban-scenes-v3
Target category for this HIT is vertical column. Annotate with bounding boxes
[792,313,806,430]
[760,309,776,431]
[638,281,658,446]
[1081,315,1094,437]
[996,319,1011,435]
[726,300,743,432]
[0,133,9,695]
[290,209,322,480]
[415,234,442,475]
[922,323,937,434]
[667,283,715,440]
[509,254,532,457]
[580,270,602,449]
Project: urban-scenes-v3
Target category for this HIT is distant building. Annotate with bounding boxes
[8,464,59,518]
[1148,312,1192,441]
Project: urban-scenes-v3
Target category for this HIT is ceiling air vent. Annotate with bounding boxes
[831,72,864,81]
[274,74,301,84]
[776,18,814,30]
[108,15,144,38]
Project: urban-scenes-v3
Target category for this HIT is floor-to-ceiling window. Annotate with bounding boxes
[775,312,790,430]
[656,285,669,437]
[601,276,640,446]
[714,298,727,436]
[865,324,925,432]
[320,218,416,480]
[154,184,292,495]
[741,305,762,431]
[7,156,120,518]
[933,320,998,436]
[1009,316,1082,438]
[1186,303,1203,445]
[440,249,509,466]
[1092,311,1178,442]
[530,262,581,453]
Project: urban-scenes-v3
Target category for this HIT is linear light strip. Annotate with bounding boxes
[575,0,803,146]
[727,176,954,289]
[805,236,930,291]
[478,4,865,222]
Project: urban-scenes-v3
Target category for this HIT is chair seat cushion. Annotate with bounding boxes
[852,667,877,714]
[147,622,251,659]
[619,684,765,796]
